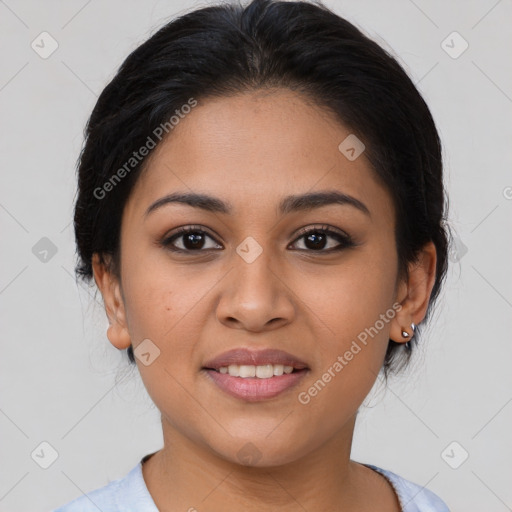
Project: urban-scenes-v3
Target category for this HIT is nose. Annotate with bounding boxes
[215,247,295,332]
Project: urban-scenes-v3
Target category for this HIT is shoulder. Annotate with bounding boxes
[364,464,451,512]
[50,461,158,512]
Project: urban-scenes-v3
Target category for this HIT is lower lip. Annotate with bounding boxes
[203,369,308,402]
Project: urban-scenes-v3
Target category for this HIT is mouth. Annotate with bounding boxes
[201,348,310,402]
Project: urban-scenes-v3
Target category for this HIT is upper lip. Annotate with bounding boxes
[203,348,309,370]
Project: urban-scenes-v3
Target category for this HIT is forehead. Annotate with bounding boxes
[126,89,394,222]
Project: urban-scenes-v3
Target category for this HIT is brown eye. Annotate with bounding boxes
[290,225,355,252]
[160,224,355,254]
[161,226,222,252]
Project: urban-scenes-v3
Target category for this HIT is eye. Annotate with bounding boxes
[160,225,222,252]
[289,224,355,252]
[160,224,356,254]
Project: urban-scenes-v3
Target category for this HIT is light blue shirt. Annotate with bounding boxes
[51,456,450,511]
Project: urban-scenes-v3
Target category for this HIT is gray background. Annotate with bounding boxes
[1,0,511,511]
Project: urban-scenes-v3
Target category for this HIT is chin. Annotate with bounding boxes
[209,436,309,469]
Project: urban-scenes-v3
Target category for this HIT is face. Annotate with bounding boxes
[95,88,419,467]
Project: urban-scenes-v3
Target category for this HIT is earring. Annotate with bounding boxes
[402,322,416,349]
[401,322,416,339]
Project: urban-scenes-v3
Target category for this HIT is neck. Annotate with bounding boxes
[141,414,395,511]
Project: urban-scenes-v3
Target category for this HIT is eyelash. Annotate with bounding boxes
[159,224,356,254]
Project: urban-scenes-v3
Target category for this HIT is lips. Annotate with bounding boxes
[202,348,309,371]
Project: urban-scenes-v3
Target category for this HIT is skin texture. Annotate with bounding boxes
[92,88,437,511]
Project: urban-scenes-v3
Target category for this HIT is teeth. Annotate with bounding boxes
[239,365,256,378]
[255,365,273,378]
[273,364,284,376]
[218,364,298,378]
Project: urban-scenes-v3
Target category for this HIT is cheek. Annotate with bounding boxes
[294,249,397,342]
[121,259,224,393]
[121,238,198,341]
[123,274,197,353]
[121,274,205,414]
[293,250,397,410]
[294,265,396,423]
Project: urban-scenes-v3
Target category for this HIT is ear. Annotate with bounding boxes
[391,241,437,344]
[91,253,131,350]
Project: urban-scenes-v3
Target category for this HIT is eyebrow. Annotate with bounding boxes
[144,190,371,218]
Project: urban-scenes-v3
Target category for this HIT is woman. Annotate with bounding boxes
[54,0,451,509]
